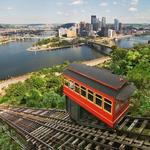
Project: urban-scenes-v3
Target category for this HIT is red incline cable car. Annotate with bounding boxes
[63,63,135,128]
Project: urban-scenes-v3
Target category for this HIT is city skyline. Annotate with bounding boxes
[0,0,150,24]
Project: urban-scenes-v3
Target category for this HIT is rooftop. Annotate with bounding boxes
[64,63,136,101]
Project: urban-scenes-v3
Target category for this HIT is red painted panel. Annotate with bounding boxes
[64,74,115,102]
[64,86,114,127]
[114,101,129,125]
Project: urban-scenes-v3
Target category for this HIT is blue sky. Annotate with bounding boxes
[0,0,149,24]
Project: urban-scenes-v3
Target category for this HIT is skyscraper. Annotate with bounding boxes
[91,15,97,24]
[114,18,119,32]
[119,22,122,31]
[91,15,98,31]
[97,18,102,30]
[102,17,106,27]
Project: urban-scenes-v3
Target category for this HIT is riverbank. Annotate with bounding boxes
[27,43,85,52]
[0,74,31,96]
[0,39,15,45]
[114,34,133,40]
[0,56,110,96]
[0,37,31,46]
[82,56,111,66]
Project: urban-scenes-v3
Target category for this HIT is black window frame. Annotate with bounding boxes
[104,98,112,114]
[81,86,86,97]
[88,90,94,102]
[95,94,102,108]
[75,83,80,93]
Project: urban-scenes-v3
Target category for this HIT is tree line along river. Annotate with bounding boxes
[0,35,149,80]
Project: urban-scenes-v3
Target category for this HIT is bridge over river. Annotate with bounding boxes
[87,41,113,55]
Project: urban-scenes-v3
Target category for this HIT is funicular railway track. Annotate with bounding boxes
[0,107,150,150]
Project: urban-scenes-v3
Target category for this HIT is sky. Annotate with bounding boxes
[0,0,150,24]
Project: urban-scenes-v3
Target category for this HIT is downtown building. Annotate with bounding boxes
[58,24,77,38]
[114,18,120,32]
[114,19,122,33]
[77,21,94,37]
[91,15,101,31]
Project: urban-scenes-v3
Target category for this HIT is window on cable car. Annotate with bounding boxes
[75,83,80,93]
[88,90,94,102]
[81,86,86,97]
[95,94,102,107]
[104,98,112,113]
[68,80,75,90]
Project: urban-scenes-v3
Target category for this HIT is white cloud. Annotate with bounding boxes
[70,0,83,5]
[56,2,63,6]
[128,0,139,12]
[57,11,63,15]
[129,7,138,12]
[106,9,111,13]
[100,2,108,6]
[113,1,117,5]
[65,13,69,16]
[7,7,14,10]
[131,0,139,5]
[81,9,85,13]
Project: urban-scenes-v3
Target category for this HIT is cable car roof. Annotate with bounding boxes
[64,63,136,101]
[67,63,127,90]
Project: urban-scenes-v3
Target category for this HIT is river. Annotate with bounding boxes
[116,35,150,48]
[0,35,149,80]
[0,40,104,80]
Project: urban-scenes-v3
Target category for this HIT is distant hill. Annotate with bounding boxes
[60,23,75,29]
[0,25,5,28]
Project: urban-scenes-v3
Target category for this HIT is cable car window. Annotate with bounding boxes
[88,90,93,101]
[75,83,80,93]
[104,98,112,113]
[69,80,75,90]
[81,86,86,97]
[96,94,102,107]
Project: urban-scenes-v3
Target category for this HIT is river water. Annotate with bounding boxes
[0,35,149,80]
[116,35,150,48]
[0,40,104,80]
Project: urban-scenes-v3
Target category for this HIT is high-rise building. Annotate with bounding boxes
[91,15,97,24]
[86,23,93,32]
[85,23,94,36]
[91,15,98,31]
[119,22,122,31]
[79,22,88,36]
[97,18,102,30]
[114,18,119,32]
[102,17,106,27]
[98,27,108,37]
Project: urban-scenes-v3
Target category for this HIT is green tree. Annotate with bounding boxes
[42,91,63,108]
